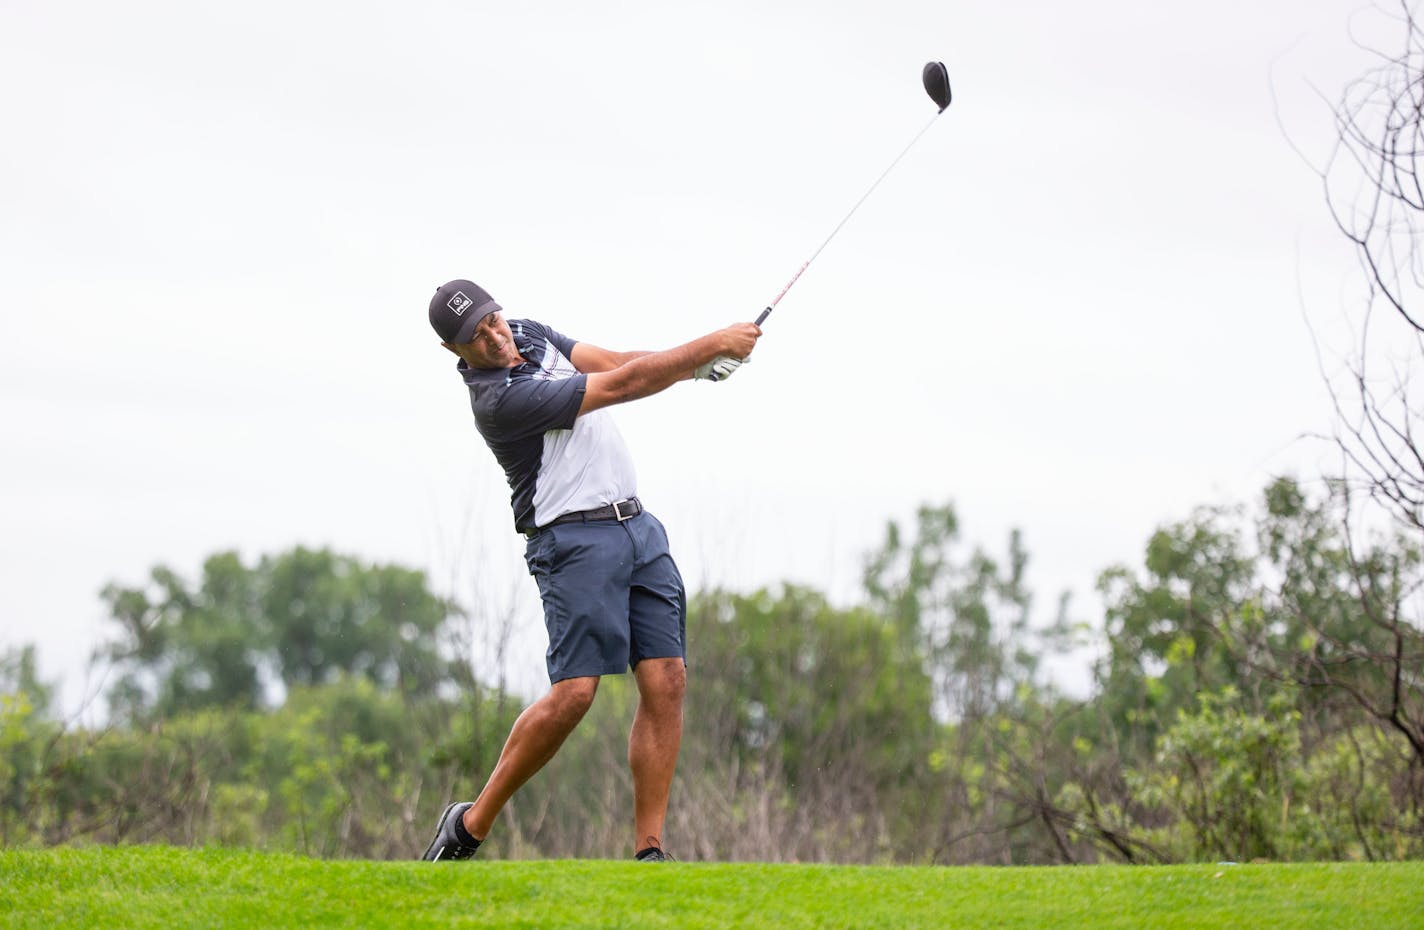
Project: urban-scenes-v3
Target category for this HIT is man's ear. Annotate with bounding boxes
[440,341,460,357]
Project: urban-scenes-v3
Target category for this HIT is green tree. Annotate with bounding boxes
[1094,504,1261,761]
[259,548,456,696]
[1073,478,1424,860]
[862,504,1043,723]
[0,645,59,846]
[0,645,53,719]
[1130,686,1303,862]
[99,546,463,719]
[101,554,264,719]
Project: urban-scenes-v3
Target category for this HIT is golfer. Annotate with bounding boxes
[420,279,759,863]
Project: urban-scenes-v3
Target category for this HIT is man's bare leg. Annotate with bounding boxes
[463,675,599,839]
[629,657,686,851]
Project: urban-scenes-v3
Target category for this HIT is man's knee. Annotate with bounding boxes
[636,658,686,706]
[546,676,599,726]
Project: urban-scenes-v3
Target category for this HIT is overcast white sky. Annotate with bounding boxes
[1,0,1398,711]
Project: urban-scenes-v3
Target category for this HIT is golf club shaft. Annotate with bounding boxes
[756,109,944,327]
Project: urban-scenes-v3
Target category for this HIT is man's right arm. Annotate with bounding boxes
[578,323,761,415]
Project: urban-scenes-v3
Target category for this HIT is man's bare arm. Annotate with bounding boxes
[578,323,760,415]
[570,343,650,373]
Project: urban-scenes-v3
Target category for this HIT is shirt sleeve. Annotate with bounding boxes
[541,324,578,360]
[485,373,587,439]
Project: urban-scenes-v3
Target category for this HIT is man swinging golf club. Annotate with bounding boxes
[420,279,760,862]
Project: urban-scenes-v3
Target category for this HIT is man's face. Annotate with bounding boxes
[444,311,522,369]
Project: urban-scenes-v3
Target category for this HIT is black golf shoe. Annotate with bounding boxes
[420,801,481,861]
[635,846,672,862]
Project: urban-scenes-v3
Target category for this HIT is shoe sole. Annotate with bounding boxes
[421,802,465,861]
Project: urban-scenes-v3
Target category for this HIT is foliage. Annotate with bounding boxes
[863,504,1044,721]
[6,474,1424,863]
[0,646,59,847]
[1057,477,1424,862]
[99,548,464,721]
[1127,686,1303,862]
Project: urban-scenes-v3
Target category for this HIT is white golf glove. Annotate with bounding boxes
[694,355,748,382]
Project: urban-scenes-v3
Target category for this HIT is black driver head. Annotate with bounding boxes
[922,61,951,112]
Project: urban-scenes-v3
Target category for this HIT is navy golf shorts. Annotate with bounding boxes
[523,510,687,683]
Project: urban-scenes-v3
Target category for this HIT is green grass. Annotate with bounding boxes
[1,847,1420,929]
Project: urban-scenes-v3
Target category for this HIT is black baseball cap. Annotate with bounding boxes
[429,279,501,344]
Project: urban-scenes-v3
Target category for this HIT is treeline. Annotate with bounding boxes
[2,477,1421,863]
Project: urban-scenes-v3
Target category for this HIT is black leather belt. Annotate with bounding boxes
[525,498,641,538]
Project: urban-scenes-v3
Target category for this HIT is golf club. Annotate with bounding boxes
[754,61,952,329]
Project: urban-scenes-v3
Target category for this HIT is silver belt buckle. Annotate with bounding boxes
[613,499,636,522]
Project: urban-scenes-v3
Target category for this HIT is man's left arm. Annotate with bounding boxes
[570,343,651,373]
[571,342,747,382]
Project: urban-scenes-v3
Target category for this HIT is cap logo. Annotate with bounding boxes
[447,291,473,315]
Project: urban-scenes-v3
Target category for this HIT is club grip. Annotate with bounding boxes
[754,306,771,327]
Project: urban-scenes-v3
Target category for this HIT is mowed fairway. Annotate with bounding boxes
[2,846,1420,929]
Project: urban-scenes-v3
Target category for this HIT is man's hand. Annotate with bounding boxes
[717,322,762,359]
[694,355,748,382]
[695,322,761,381]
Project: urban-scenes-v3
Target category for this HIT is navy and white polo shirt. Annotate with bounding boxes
[459,319,637,534]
